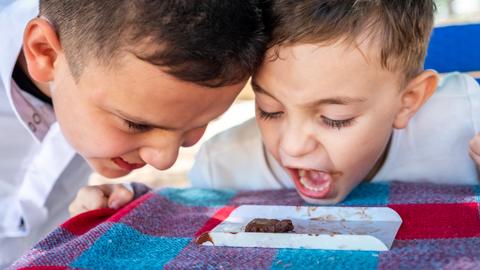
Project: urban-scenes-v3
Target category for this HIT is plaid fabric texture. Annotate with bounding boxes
[8,182,480,270]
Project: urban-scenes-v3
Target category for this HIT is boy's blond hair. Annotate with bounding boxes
[266,0,436,80]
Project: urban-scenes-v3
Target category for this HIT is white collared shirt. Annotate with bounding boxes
[0,1,91,266]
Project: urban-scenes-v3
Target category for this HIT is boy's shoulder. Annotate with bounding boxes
[411,72,480,134]
[433,72,479,97]
[373,72,480,185]
[408,72,480,132]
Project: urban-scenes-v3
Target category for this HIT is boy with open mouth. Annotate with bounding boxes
[188,0,480,205]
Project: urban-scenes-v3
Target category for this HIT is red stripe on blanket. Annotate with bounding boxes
[61,208,117,235]
[61,192,154,235]
[194,206,238,237]
[389,202,480,240]
[109,192,155,222]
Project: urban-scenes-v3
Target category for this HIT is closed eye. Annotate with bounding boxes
[321,116,355,130]
[124,120,153,132]
[258,108,283,120]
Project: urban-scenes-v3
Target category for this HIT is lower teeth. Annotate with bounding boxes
[300,176,327,192]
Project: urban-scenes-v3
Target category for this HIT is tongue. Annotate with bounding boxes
[304,170,330,185]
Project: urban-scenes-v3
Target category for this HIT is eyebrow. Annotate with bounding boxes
[113,109,178,131]
[251,80,367,106]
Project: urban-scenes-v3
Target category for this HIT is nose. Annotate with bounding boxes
[138,133,182,170]
[139,146,180,170]
[280,120,317,158]
[182,125,207,147]
[137,126,208,170]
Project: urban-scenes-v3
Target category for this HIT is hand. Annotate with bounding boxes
[469,134,480,167]
[69,184,134,217]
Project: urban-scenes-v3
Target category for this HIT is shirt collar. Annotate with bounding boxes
[0,1,54,142]
[0,1,39,95]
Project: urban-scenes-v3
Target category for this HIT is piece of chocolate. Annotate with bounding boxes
[245,218,294,233]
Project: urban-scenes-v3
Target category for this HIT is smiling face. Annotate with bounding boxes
[252,42,406,204]
[51,52,243,178]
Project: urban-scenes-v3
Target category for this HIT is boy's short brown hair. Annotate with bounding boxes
[265,0,436,80]
[40,0,267,87]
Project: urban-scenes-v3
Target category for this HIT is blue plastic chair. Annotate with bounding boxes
[425,23,480,84]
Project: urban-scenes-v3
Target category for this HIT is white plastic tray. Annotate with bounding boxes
[197,205,402,251]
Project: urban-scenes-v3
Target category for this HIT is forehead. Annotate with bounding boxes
[78,53,244,129]
[253,42,401,103]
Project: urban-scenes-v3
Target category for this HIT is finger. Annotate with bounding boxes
[77,186,109,211]
[469,135,480,156]
[94,184,117,197]
[69,193,101,217]
[470,149,480,165]
[69,187,92,216]
[69,203,92,217]
[69,201,84,217]
[108,184,134,209]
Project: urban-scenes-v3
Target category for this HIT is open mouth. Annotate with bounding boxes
[287,168,333,199]
[111,157,145,171]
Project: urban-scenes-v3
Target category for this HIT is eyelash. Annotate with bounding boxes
[124,120,152,132]
[259,108,354,130]
[321,116,355,129]
[258,109,283,120]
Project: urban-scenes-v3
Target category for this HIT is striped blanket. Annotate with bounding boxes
[9,182,480,269]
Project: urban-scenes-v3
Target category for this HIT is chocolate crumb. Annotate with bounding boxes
[245,218,294,233]
[196,232,213,245]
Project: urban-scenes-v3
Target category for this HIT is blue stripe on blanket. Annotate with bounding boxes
[271,248,379,270]
[338,183,390,206]
[474,186,480,203]
[71,223,191,269]
[157,187,236,206]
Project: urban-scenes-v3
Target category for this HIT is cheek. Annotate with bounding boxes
[52,81,90,151]
[77,125,141,158]
[53,86,138,157]
[55,103,136,158]
[256,117,282,158]
[183,126,207,147]
[324,116,392,177]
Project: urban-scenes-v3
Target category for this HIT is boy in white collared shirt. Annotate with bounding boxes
[0,0,266,266]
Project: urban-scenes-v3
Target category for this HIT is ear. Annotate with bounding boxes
[393,70,439,129]
[22,17,62,84]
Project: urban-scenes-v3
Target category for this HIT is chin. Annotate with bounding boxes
[299,195,341,205]
[100,169,130,179]
[90,162,131,179]
[297,191,346,205]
